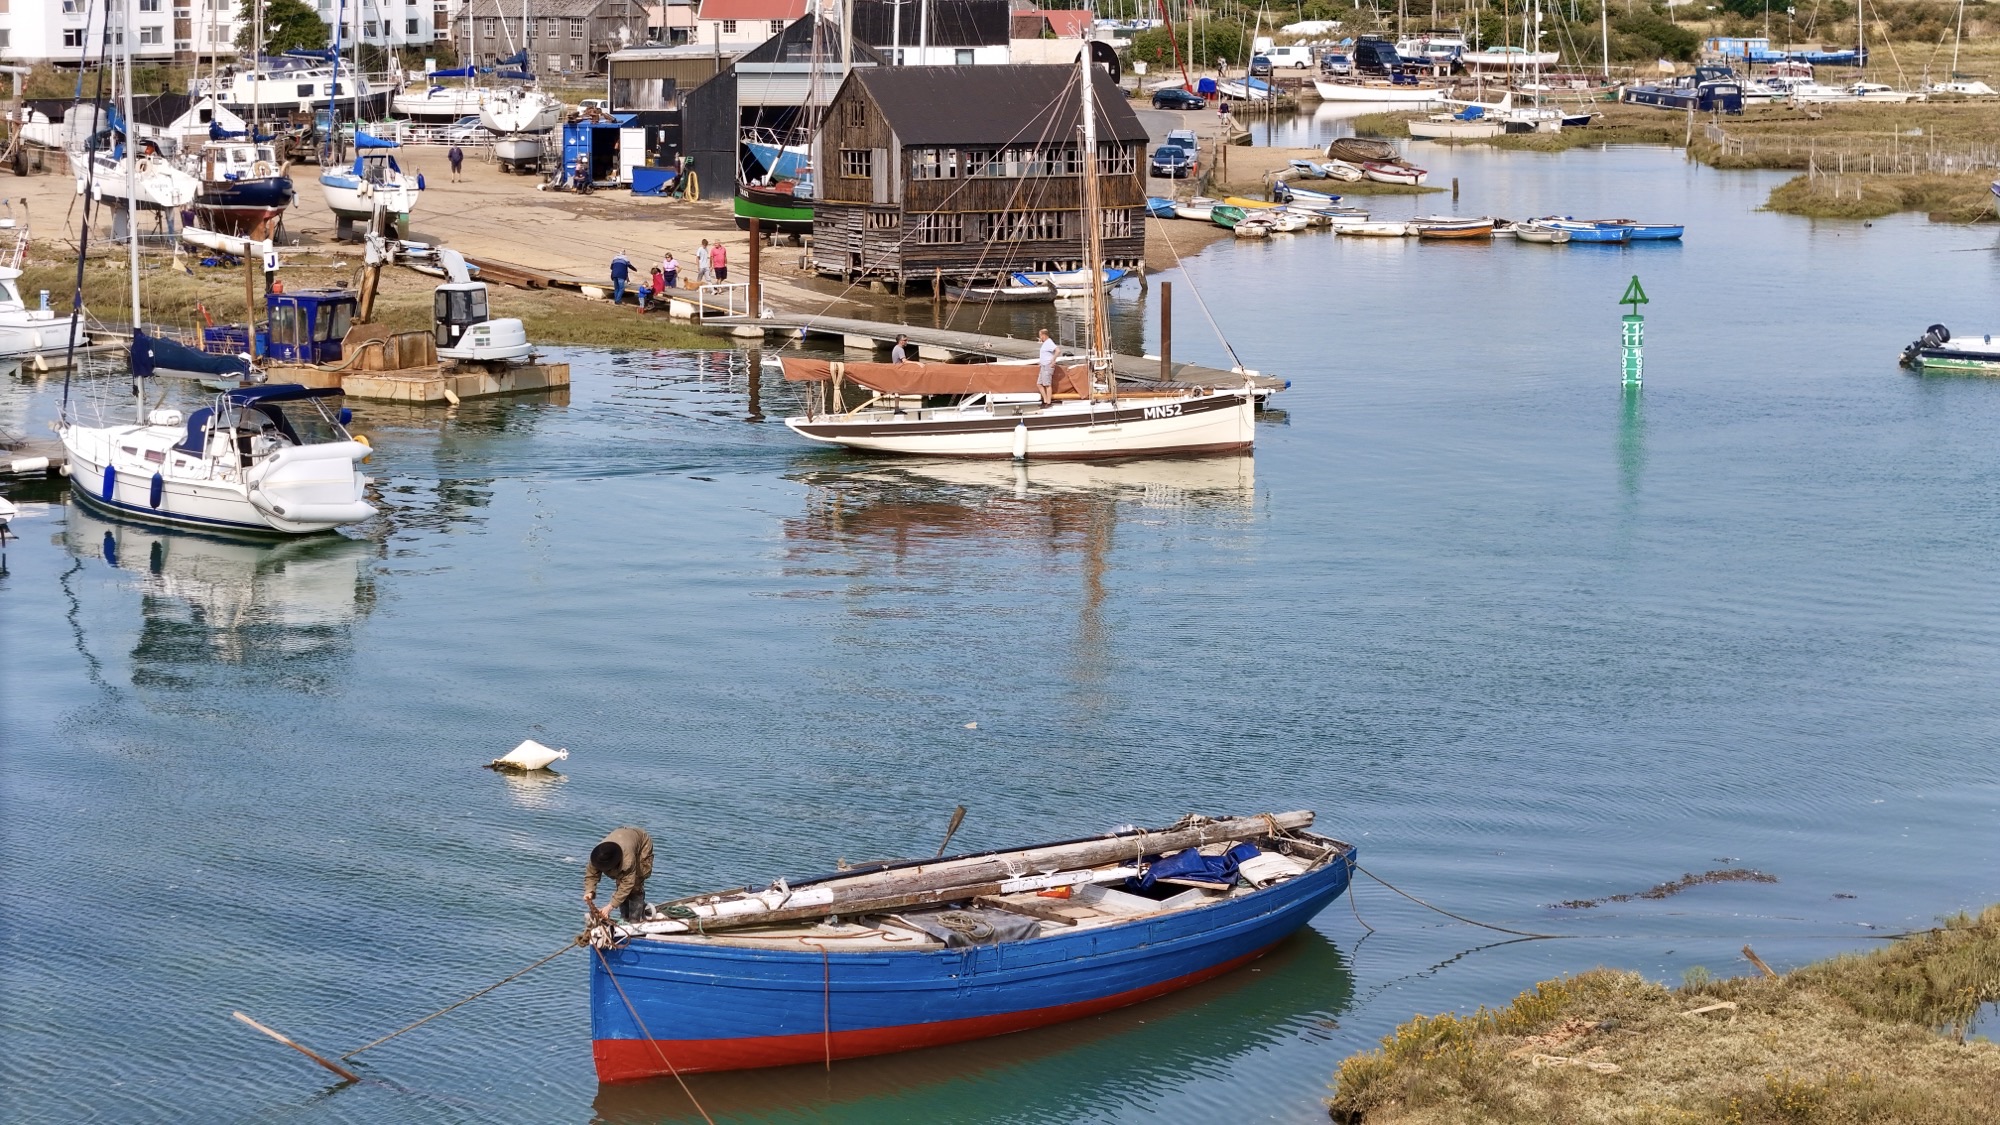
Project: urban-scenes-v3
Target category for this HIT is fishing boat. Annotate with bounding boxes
[1409,215,1494,238]
[1314,78,1446,104]
[1898,324,2000,372]
[0,265,87,359]
[1511,220,1571,244]
[1338,220,1415,237]
[1360,161,1428,185]
[587,810,1355,1079]
[1146,196,1181,218]
[187,138,294,238]
[734,185,814,237]
[319,133,424,233]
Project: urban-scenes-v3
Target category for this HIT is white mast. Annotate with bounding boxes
[121,0,142,394]
[1599,0,1609,80]
[1952,0,1964,76]
[1077,31,1110,403]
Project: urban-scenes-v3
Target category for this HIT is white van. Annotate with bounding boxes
[1262,45,1315,69]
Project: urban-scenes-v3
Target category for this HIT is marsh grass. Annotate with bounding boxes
[1328,904,2000,1124]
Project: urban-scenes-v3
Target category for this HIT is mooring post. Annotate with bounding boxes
[1160,281,1172,381]
[1620,274,1648,388]
[1452,176,1459,201]
[747,217,761,317]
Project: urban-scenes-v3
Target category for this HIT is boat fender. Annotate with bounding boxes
[338,407,352,425]
[101,465,116,501]
[1012,420,1028,461]
[416,173,426,191]
[149,472,164,509]
[355,433,371,462]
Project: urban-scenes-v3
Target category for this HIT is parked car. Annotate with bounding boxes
[445,115,491,143]
[576,98,609,114]
[1248,55,1275,76]
[1149,145,1195,178]
[1165,128,1199,156]
[1151,86,1206,110]
[1320,52,1353,75]
[1263,45,1315,69]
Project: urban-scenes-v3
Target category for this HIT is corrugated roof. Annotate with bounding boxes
[851,65,1147,146]
[460,0,613,17]
[695,0,810,20]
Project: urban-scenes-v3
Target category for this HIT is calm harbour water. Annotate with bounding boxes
[4,139,2000,1124]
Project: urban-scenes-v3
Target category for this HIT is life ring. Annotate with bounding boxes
[253,161,274,178]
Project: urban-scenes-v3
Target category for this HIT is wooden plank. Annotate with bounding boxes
[694,881,1009,932]
[973,895,1080,926]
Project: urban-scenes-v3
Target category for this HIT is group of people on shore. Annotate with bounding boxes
[607,240,729,307]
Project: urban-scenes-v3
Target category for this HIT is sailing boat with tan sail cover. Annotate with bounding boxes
[781,55,1256,460]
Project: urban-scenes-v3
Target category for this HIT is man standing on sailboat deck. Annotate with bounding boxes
[584,826,654,922]
[1037,328,1059,406]
[891,334,909,364]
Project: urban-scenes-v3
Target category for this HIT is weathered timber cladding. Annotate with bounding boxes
[809,66,1149,283]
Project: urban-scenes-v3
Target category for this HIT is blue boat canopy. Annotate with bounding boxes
[353,131,399,150]
[226,384,346,406]
[428,66,479,78]
[132,328,252,380]
[495,50,529,67]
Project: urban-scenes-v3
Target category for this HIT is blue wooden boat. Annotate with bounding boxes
[1146,196,1181,218]
[588,810,1351,1080]
[1274,183,1343,207]
[1536,217,1632,243]
[1623,223,1684,241]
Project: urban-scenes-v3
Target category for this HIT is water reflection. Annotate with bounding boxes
[61,503,377,683]
[1618,385,1645,499]
[592,927,1354,1124]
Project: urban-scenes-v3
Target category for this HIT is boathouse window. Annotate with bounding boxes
[481,18,496,35]
[570,18,584,37]
[985,211,1065,242]
[865,211,900,231]
[140,26,165,44]
[839,149,872,179]
[1101,208,1134,239]
[770,20,785,32]
[913,213,962,245]
[1097,143,1137,175]
[364,20,377,36]
[844,99,865,128]
[909,148,958,180]
[140,0,161,10]
[721,19,737,33]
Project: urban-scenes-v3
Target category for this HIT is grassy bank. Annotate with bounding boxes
[20,255,717,350]
[1764,171,1998,221]
[1327,904,2000,1124]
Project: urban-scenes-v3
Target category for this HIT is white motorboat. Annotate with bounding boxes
[62,377,376,535]
[192,53,386,118]
[480,86,566,136]
[393,72,490,121]
[1925,79,1998,96]
[0,266,86,359]
[1407,112,1505,139]
[781,50,1265,461]
[1849,82,1927,103]
[1314,78,1447,104]
[319,133,424,231]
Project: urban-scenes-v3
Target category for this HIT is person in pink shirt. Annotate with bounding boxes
[712,241,728,281]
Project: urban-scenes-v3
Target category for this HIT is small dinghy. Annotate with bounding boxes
[1361,161,1429,185]
[1286,158,1328,179]
[1012,267,1127,295]
[1175,197,1217,222]
[1512,220,1572,244]
[587,810,1355,1079]
[1339,220,1416,237]
[946,279,1058,303]
[1409,215,1495,238]
[1274,183,1343,207]
[1321,160,1367,182]
[1535,217,1631,243]
[1210,204,1249,229]
[1146,196,1182,218]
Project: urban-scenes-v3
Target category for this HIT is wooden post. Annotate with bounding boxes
[1159,281,1172,381]
[244,251,257,335]
[747,217,761,316]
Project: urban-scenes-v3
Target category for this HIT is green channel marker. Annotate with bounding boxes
[1621,275,1647,387]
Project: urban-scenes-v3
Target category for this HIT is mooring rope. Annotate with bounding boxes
[341,939,580,1060]
[592,945,715,1125]
[1356,863,1567,940]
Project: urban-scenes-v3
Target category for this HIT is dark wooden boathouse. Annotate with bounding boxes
[809,65,1149,286]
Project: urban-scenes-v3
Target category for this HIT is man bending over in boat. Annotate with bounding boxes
[584,826,655,923]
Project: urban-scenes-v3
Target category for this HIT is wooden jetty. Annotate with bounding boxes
[704,313,1288,393]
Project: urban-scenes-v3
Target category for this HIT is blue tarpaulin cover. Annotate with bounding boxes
[1136,843,1262,890]
[630,166,679,195]
[132,328,252,380]
[354,131,399,150]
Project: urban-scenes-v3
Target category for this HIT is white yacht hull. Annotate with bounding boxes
[319,174,423,221]
[74,152,200,210]
[0,314,87,358]
[481,94,565,136]
[785,390,1256,459]
[1314,80,1446,104]
[394,87,490,120]
[61,422,374,535]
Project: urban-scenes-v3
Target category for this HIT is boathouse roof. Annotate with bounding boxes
[846,65,1147,147]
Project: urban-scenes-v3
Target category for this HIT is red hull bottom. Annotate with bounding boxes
[593,941,1277,1081]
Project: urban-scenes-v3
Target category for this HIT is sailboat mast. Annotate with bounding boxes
[1077,40,1110,401]
[1599,0,1609,80]
[120,0,141,335]
[1952,0,1964,75]
[252,0,262,136]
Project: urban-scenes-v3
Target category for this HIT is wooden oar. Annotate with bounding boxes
[934,805,968,859]
[232,1011,362,1083]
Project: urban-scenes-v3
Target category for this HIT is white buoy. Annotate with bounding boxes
[1012,420,1028,461]
[488,738,569,771]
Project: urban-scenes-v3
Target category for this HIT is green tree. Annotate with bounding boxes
[1131,21,1252,72]
[236,0,331,56]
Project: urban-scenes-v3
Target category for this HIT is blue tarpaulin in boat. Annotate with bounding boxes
[630,166,679,195]
[1135,843,1262,890]
[132,329,252,380]
[354,131,399,150]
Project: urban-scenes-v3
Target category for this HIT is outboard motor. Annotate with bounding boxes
[1899,323,1949,368]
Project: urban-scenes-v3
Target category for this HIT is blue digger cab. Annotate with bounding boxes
[266,289,357,364]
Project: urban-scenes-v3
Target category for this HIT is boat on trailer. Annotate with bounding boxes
[588,810,1354,1079]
